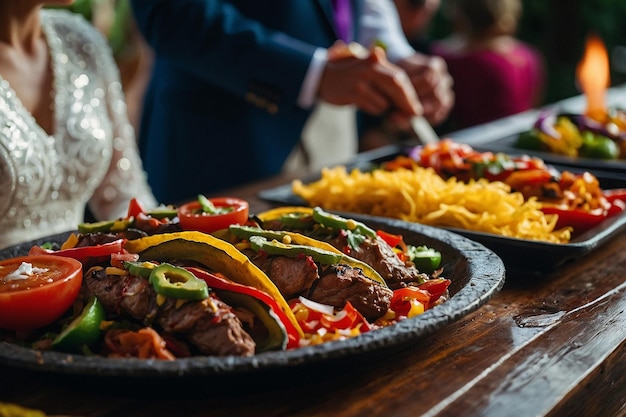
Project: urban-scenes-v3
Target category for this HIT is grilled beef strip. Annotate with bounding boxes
[245,251,392,321]
[329,234,431,290]
[84,268,256,356]
[243,248,319,299]
[258,222,433,289]
[309,264,393,320]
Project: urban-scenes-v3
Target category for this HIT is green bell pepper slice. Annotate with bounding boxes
[249,235,343,265]
[407,245,442,274]
[52,296,106,352]
[148,263,209,300]
[229,225,288,242]
[312,207,376,238]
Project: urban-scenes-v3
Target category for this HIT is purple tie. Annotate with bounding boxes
[331,0,352,42]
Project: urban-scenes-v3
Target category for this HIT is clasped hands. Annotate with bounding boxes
[318,41,454,127]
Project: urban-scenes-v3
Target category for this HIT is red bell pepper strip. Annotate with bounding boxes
[29,239,125,264]
[290,297,371,335]
[542,188,626,234]
[418,278,452,305]
[185,266,300,349]
[376,230,404,248]
[390,278,452,315]
[390,286,431,317]
[319,301,371,332]
[126,197,146,219]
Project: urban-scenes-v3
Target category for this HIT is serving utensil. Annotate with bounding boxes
[410,115,440,145]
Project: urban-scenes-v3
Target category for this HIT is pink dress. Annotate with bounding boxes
[431,41,545,130]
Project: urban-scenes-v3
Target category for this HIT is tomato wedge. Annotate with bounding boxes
[178,197,249,234]
[0,255,83,330]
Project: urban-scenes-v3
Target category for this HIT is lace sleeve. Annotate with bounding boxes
[74,15,159,219]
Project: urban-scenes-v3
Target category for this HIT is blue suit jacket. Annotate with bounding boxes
[130,0,360,204]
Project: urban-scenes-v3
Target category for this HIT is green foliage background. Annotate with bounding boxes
[430,0,626,105]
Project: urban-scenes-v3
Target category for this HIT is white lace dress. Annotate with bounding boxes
[0,9,157,250]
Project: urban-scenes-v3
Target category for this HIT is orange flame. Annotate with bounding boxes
[576,34,610,120]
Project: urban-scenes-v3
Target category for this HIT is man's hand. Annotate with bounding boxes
[318,42,422,118]
[396,53,454,126]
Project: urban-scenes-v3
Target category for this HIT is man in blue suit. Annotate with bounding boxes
[130,0,453,204]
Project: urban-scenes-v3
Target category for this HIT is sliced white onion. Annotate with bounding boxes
[298,296,335,316]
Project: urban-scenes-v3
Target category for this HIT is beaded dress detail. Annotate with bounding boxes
[0,9,157,249]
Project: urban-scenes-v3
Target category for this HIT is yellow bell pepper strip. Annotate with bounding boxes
[123,231,304,340]
[148,263,209,300]
[186,266,297,350]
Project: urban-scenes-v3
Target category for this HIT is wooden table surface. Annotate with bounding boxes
[2,86,626,416]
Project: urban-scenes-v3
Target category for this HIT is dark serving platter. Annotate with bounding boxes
[470,132,626,174]
[259,144,626,272]
[0,217,505,380]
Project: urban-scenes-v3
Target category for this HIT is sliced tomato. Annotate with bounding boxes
[177,197,249,234]
[0,255,83,330]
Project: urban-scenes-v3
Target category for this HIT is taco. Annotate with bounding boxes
[79,231,303,357]
[255,206,444,289]
[223,225,393,322]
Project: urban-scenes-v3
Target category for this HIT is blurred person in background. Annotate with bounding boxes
[430,0,545,130]
[0,0,157,249]
[395,0,441,53]
[129,0,454,204]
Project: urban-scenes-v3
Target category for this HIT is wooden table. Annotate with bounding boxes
[2,89,626,416]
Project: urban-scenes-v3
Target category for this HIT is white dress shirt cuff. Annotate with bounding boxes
[297,47,328,109]
[358,0,415,62]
